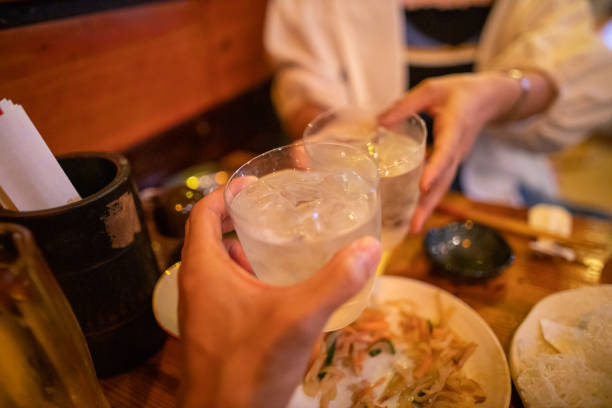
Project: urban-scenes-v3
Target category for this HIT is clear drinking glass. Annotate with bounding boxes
[304,107,427,251]
[0,223,109,407]
[224,142,381,331]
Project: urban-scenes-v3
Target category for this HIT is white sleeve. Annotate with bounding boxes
[481,0,612,153]
[264,0,349,122]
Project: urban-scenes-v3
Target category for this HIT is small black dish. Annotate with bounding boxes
[424,221,514,280]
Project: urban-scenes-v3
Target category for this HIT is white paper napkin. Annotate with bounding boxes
[0,99,81,211]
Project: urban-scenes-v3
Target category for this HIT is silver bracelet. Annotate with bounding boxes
[505,68,531,117]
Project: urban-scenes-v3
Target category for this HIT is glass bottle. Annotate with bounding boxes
[0,223,109,407]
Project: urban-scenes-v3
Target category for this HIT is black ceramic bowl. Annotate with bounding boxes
[424,221,514,280]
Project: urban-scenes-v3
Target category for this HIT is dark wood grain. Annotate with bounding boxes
[0,0,270,155]
[100,193,612,408]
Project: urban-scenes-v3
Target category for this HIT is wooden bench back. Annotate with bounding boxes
[0,0,270,154]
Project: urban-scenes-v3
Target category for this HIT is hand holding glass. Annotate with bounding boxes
[224,142,381,331]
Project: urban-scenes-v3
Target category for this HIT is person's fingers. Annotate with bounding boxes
[223,238,254,274]
[378,81,441,125]
[289,141,313,171]
[223,175,258,209]
[420,145,455,194]
[296,236,381,315]
[183,178,253,257]
[410,163,457,233]
[182,188,228,257]
[419,115,460,193]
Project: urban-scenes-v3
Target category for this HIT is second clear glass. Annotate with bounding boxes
[304,107,427,251]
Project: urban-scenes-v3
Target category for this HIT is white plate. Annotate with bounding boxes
[154,270,510,407]
[152,262,181,337]
[288,276,511,408]
[509,285,612,407]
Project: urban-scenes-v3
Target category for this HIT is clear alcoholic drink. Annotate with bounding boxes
[226,143,381,331]
[375,127,425,249]
[304,108,426,251]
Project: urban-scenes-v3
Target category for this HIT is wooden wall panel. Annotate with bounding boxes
[0,0,270,154]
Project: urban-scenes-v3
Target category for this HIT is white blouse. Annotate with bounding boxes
[265,0,612,205]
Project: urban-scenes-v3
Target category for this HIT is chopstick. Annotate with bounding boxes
[436,202,606,250]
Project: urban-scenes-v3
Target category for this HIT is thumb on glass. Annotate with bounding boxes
[297,236,381,316]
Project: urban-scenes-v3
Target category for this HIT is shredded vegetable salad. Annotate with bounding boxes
[303,297,486,408]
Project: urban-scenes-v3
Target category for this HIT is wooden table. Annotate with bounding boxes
[100,193,612,408]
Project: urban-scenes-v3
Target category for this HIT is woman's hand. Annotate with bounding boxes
[379,71,556,232]
[178,186,381,408]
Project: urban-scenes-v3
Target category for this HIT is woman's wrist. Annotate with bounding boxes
[461,71,522,127]
[486,69,558,123]
[501,69,532,119]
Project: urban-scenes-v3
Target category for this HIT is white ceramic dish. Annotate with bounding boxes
[153,270,511,407]
[288,276,511,408]
[509,285,612,407]
[152,262,181,337]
